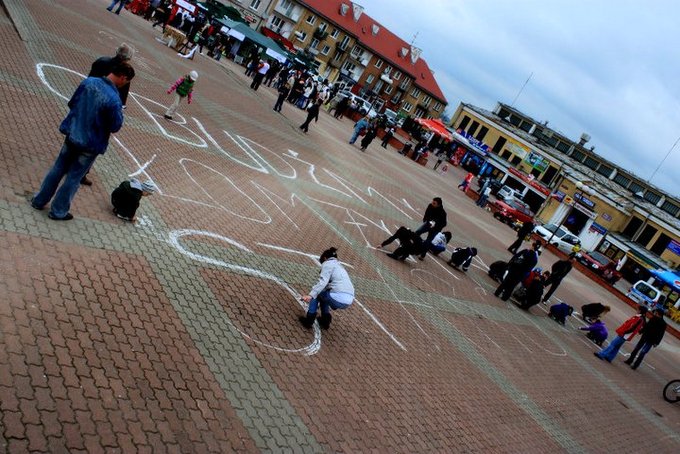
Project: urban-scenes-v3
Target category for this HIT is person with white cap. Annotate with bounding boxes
[164,70,198,120]
[111,178,158,222]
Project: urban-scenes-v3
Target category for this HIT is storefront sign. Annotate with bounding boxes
[668,239,680,256]
[175,0,196,13]
[601,213,612,222]
[524,151,549,172]
[457,131,489,155]
[573,192,595,208]
[552,190,566,202]
[507,167,551,195]
[589,222,607,235]
[507,142,529,159]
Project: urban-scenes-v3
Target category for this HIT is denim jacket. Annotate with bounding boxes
[59,77,124,154]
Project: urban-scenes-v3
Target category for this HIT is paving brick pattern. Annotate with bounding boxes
[0,0,679,452]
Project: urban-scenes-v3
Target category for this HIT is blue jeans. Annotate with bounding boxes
[429,244,446,255]
[33,141,98,218]
[306,290,350,316]
[107,0,126,13]
[596,335,625,362]
[349,127,363,144]
[476,195,488,207]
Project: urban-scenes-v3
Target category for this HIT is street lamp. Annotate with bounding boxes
[546,181,595,246]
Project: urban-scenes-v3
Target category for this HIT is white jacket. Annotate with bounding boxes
[309,258,355,300]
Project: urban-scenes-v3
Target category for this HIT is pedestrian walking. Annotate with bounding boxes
[333,96,350,119]
[594,305,647,362]
[111,178,157,222]
[106,0,127,15]
[624,308,667,369]
[299,99,321,133]
[299,247,354,330]
[165,71,197,120]
[494,241,541,301]
[507,220,535,254]
[31,63,134,220]
[273,81,290,113]
[381,126,394,148]
[414,197,447,260]
[458,172,474,192]
[349,117,369,144]
[250,59,270,91]
[542,254,575,303]
[476,185,492,208]
[360,123,378,151]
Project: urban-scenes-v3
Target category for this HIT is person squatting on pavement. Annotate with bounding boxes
[111,178,158,222]
[548,302,574,325]
[299,99,321,133]
[494,241,541,301]
[448,247,478,271]
[580,319,608,346]
[594,305,647,362]
[80,43,135,187]
[507,220,535,254]
[581,302,611,323]
[415,197,447,260]
[542,254,575,303]
[165,70,197,120]
[32,63,135,221]
[300,248,355,330]
[377,227,425,261]
[624,308,667,370]
[428,231,452,256]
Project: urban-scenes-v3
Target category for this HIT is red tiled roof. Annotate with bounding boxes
[300,0,447,104]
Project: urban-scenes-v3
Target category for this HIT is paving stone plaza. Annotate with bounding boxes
[0,1,679,452]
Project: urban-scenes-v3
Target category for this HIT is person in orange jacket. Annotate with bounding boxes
[594,305,647,362]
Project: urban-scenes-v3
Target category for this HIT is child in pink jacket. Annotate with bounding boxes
[164,70,197,120]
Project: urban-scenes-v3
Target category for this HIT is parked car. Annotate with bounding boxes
[495,185,519,202]
[534,223,581,253]
[627,280,666,308]
[492,199,534,225]
[330,90,377,118]
[382,108,403,128]
[576,250,622,284]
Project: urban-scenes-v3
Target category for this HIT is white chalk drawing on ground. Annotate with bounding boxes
[169,229,321,356]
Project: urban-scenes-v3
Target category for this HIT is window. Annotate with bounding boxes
[393,70,402,80]
[458,115,470,130]
[541,166,558,185]
[310,38,319,49]
[501,150,512,160]
[365,74,375,84]
[476,126,489,141]
[421,95,432,107]
[511,156,522,165]
[342,61,356,73]
[383,65,392,76]
[661,201,680,216]
[375,59,383,68]
[321,45,330,55]
[250,0,261,10]
[330,28,339,39]
[306,15,316,25]
[332,51,343,62]
[318,22,328,32]
[613,173,631,187]
[468,121,479,136]
[596,164,613,178]
[296,31,307,42]
[629,182,644,195]
[519,121,532,132]
[622,217,643,238]
[339,36,350,49]
[644,191,661,205]
[432,102,442,112]
[350,45,362,58]
[279,0,292,8]
[402,101,413,112]
[650,233,671,256]
[636,225,657,247]
[391,94,401,103]
[384,85,393,94]
[571,149,585,162]
[584,156,599,170]
[492,137,506,154]
[411,87,421,98]
[556,141,570,153]
[270,16,284,32]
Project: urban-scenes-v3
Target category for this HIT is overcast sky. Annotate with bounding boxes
[360,0,680,199]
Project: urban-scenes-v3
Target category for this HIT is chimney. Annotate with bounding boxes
[371,24,379,35]
[410,45,422,64]
[352,3,364,21]
[339,3,349,16]
[579,133,591,146]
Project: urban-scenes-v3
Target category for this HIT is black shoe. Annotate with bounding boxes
[48,213,73,221]
[80,176,93,186]
[386,253,400,260]
[299,313,315,329]
[163,114,173,120]
[624,359,633,365]
[318,313,332,330]
[30,197,44,211]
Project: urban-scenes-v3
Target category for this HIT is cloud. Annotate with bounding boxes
[360,0,680,198]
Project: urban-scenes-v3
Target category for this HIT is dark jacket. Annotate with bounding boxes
[549,259,573,281]
[639,316,667,345]
[89,55,131,106]
[508,248,539,275]
[305,103,320,122]
[423,203,447,232]
[111,180,143,218]
[516,221,535,239]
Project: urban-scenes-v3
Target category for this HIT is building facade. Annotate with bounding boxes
[214,0,277,29]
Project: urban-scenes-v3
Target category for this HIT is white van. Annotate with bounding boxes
[627,280,665,308]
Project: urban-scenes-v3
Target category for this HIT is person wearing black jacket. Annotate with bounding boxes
[624,308,667,370]
[299,99,321,133]
[495,241,541,301]
[273,81,290,113]
[507,220,535,254]
[542,254,575,303]
[376,226,425,261]
[415,197,447,260]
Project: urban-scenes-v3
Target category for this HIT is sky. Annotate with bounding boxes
[359,0,680,199]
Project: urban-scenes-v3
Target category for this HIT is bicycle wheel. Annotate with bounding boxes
[663,379,680,403]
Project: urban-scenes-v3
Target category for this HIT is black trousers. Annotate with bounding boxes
[250,73,265,90]
[274,94,286,112]
[495,269,525,301]
[507,236,524,254]
[542,277,563,302]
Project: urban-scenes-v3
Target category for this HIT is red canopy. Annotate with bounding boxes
[415,118,453,141]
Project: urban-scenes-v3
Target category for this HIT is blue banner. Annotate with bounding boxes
[667,239,680,256]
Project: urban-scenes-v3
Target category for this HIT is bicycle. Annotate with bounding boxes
[663,379,680,403]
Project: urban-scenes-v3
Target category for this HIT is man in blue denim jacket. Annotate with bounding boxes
[32,62,135,220]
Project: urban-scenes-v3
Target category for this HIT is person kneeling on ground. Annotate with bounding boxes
[300,247,354,330]
[488,260,508,282]
[111,178,157,222]
[448,247,477,271]
[376,226,424,261]
[548,302,574,325]
[429,231,452,256]
[516,270,550,310]
[581,302,611,323]
[580,318,608,346]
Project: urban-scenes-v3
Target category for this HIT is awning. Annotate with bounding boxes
[414,118,453,141]
[216,18,288,60]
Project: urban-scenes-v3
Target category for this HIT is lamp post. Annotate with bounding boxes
[546,181,595,246]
